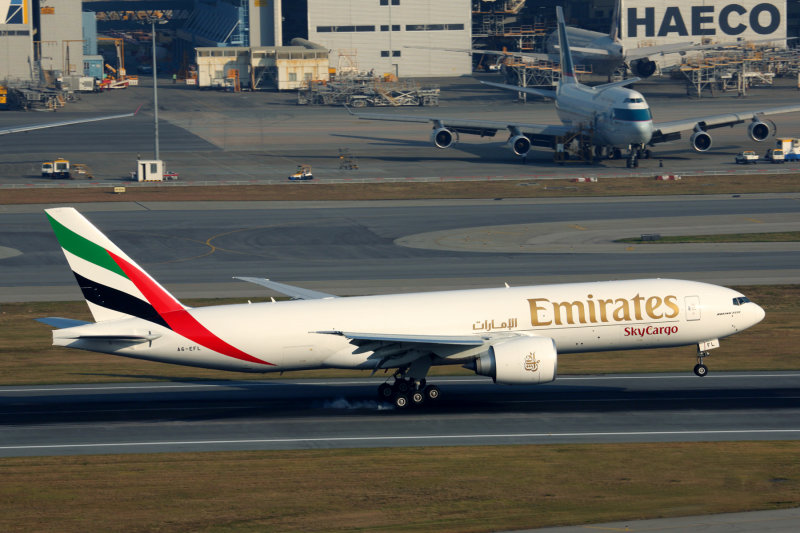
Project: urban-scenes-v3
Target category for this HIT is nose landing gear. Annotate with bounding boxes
[694,350,710,377]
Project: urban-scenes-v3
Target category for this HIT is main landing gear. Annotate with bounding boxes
[377,371,440,409]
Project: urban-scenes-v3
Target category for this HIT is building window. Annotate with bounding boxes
[380,0,399,4]
[380,25,400,31]
[355,26,375,32]
[317,26,333,32]
[392,50,401,57]
[289,73,297,81]
[381,51,390,57]
[407,23,465,31]
[380,0,388,4]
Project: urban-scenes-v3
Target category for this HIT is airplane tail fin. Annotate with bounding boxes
[45,207,185,326]
[609,0,621,42]
[555,6,578,86]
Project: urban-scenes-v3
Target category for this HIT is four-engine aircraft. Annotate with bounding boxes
[39,207,765,408]
[350,6,800,168]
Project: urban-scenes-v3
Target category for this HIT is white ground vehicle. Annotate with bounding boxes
[735,151,759,164]
[764,148,785,163]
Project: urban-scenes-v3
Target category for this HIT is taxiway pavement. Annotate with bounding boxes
[1,194,798,302]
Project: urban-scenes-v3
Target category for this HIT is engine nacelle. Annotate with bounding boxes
[748,120,770,142]
[431,127,456,149]
[472,336,557,385]
[630,58,657,78]
[690,130,712,152]
[508,134,531,157]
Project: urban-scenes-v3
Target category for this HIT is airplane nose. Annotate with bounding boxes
[751,303,766,325]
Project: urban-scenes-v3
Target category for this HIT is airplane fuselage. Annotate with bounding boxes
[555,82,654,148]
[54,279,764,373]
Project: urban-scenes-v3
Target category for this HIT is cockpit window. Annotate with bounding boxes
[623,98,644,103]
[612,108,652,122]
[732,297,751,306]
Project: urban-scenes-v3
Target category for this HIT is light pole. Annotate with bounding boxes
[150,18,161,161]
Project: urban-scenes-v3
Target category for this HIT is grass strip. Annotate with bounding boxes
[3,173,800,204]
[1,285,798,385]
[1,442,798,532]
[618,232,800,244]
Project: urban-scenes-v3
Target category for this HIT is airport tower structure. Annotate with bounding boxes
[307,0,472,77]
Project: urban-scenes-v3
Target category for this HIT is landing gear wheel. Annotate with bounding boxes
[410,391,425,406]
[378,383,393,400]
[396,379,411,393]
[424,385,440,401]
[694,363,708,377]
[393,394,409,408]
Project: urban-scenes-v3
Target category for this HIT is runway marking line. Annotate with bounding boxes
[3,429,800,451]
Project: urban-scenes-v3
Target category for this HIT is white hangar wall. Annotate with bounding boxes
[307,0,471,77]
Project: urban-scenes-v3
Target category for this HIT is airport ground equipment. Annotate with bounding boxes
[764,148,785,163]
[735,151,759,164]
[288,165,313,180]
[775,138,800,161]
[338,149,358,170]
[297,78,439,107]
[41,162,54,177]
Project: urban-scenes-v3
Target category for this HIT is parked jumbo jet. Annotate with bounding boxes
[39,207,764,408]
[351,6,800,168]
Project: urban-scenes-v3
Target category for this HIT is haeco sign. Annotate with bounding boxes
[621,0,786,42]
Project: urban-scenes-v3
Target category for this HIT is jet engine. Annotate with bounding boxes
[690,130,712,152]
[469,336,557,385]
[431,127,456,149]
[508,134,531,157]
[630,58,657,78]
[747,120,771,142]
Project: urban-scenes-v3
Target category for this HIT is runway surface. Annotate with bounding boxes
[1,372,798,457]
[1,194,798,302]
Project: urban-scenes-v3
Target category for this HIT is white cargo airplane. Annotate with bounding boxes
[39,207,764,408]
[351,6,800,168]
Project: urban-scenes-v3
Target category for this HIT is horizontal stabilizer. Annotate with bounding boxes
[234,277,338,300]
[54,331,162,342]
[36,317,92,328]
[596,77,641,92]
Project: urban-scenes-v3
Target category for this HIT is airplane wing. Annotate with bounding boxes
[234,277,338,300]
[651,104,800,143]
[349,106,571,146]
[317,330,520,369]
[625,42,700,61]
[348,80,570,148]
[0,108,140,136]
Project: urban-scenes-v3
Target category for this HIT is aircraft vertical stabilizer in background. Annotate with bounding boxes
[349,6,800,167]
[38,207,765,408]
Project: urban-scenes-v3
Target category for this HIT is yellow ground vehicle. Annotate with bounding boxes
[288,164,313,180]
[42,158,71,178]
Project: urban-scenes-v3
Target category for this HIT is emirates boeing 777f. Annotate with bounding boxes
[39,207,765,408]
[350,6,800,168]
